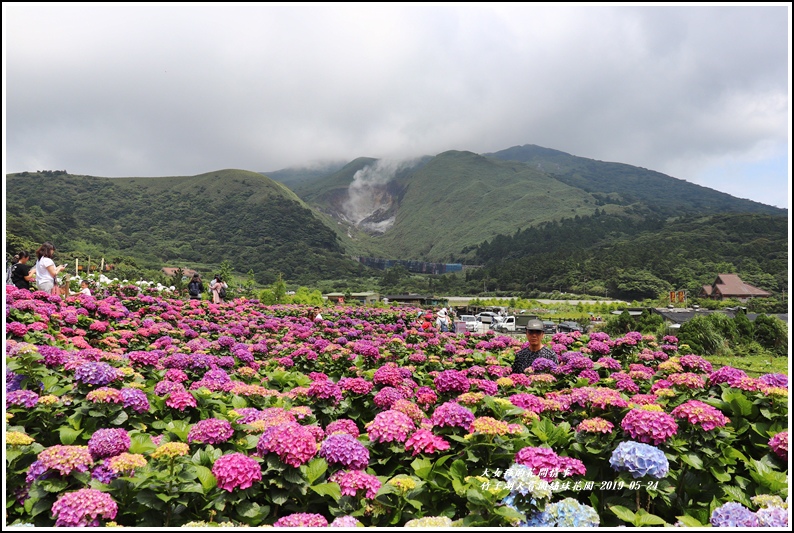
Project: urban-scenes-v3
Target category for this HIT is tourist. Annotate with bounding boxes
[511,318,558,374]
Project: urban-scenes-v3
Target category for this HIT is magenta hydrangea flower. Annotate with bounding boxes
[274,513,329,527]
[6,389,40,409]
[708,366,748,386]
[337,377,374,395]
[596,357,621,370]
[514,446,581,481]
[404,429,451,456]
[671,400,730,431]
[366,410,416,443]
[319,433,370,470]
[307,379,343,405]
[165,390,197,410]
[325,419,360,438]
[430,401,475,430]
[188,418,235,445]
[51,488,118,527]
[257,422,317,467]
[88,428,131,460]
[415,386,439,408]
[620,409,678,445]
[212,452,262,492]
[678,355,713,373]
[509,393,544,413]
[373,386,406,409]
[768,431,788,459]
[434,369,470,394]
[329,470,382,499]
[372,364,405,387]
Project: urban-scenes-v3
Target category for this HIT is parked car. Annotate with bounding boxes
[543,321,557,334]
[475,311,499,324]
[459,315,482,333]
[557,321,583,333]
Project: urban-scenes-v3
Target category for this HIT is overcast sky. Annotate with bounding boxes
[3,3,791,208]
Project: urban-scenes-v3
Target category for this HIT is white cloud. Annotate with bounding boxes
[4,3,790,208]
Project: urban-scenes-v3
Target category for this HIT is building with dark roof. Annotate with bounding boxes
[700,274,771,302]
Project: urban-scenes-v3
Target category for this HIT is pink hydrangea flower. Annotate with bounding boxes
[38,445,94,476]
[329,470,382,499]
[621,408,678,445]
[671,400,730,431]
[212,452,262,492]
[274,513,329,527]
[430,401,475,429]
[165,390,197,410]
[188,418,235,445]
[51,488,118,527]
[366,410,415,444]
[325,419,360,438]
[404,429,450,456]
[256,422,317,467]
[768,431,788,459]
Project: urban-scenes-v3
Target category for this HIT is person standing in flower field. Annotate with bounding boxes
[34,242,67,295]
[187,273,204,300]
[210,274,228,303]
[10,251,36,290]
[511,318,558,374]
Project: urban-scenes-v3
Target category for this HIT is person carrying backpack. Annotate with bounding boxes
[188,273,204,300]
[210,274,228,303]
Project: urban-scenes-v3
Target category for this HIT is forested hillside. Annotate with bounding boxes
[486,144,785,217]
[468,211,787,301]
[6,170,366,284]
[5,142,788,298]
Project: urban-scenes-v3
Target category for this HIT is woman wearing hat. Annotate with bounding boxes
[435,308,450,332]
[511,318,558,374]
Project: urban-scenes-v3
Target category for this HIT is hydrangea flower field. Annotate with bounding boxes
[4,285,789,527]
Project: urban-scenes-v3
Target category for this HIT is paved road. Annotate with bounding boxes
[445,297,625,306]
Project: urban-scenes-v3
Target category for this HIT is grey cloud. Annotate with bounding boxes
[4,4,789,208]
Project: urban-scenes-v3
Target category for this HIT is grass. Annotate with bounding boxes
[703,354,789,377]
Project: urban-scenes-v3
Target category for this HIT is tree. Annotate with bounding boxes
[272,273,287,304]
[753,314,788,357]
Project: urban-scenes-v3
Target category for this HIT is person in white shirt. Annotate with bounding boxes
[80,280,92,296]
[34,242,66,295]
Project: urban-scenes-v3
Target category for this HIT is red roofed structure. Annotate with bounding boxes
[700,274,771,302]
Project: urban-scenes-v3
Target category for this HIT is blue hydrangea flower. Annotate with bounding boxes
[609,441,669,479]
[710,502,760,527]
[756,506,788,527]
[525,497,600,527]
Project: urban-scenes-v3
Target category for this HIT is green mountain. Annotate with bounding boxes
[485,144,782,216]
[5,169,365,284]
[286,146,784,263]
[5,143,787,295]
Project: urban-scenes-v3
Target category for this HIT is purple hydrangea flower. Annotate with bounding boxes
[710,502,760,527]
[319,433,370,470]
[88,428,131,460]
[188,419,235,445]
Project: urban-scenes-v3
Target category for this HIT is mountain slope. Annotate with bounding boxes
[485,144,784,216]
[5,169,363,283]
[294,150,633,262]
